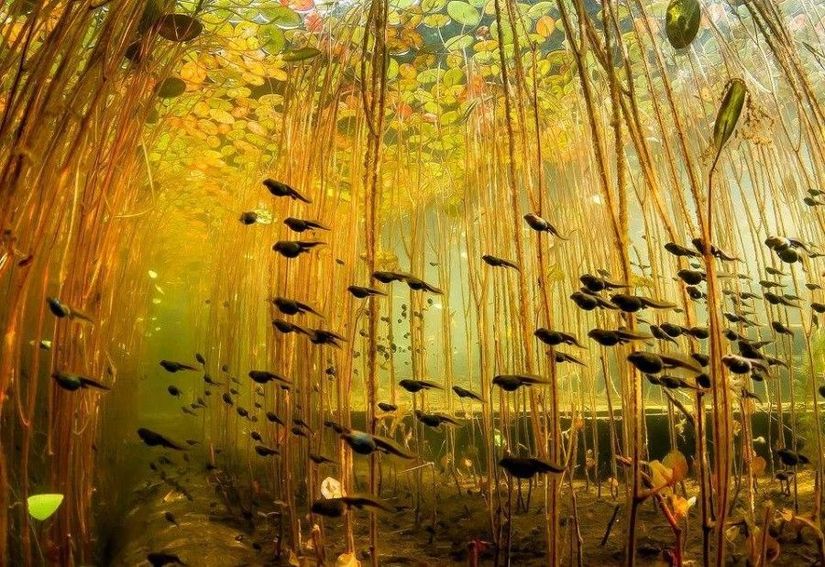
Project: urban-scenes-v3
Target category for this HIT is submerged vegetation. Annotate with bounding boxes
[2,0,825,565]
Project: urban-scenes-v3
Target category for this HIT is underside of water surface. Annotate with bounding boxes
[3,0,825,565]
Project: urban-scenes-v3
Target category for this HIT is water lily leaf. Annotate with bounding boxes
[264,6,302,29]
[27,494,64,521]
[662,450,688,482]
[665,0,700,49]
[283,47,321,62]
[157,14,203,42]
[447,1,481,26]
[712,78,746,155]
[260,25,286,54]
[156,77,186,98]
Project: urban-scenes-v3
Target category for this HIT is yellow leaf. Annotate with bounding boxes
[180,60,207,84]
[668,494,696,521]
[752,455,766,475]
[536,15,555,38]
[662,450,688,483]
[649,460,674,491]
[335,553,361,567]
[209,109,235,125]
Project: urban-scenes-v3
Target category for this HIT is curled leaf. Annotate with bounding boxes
[712,78,747,156]
[662,450,688,483]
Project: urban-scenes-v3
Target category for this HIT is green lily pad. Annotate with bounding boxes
[27,494,64,521]
[665,0,700,49]
[447,1,481,26]
[157,14,203,42]
[264,6,302,29]
[156,77,186,98]
[283,47,321,62]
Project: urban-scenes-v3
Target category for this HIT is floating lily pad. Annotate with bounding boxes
[712,78,747,153]
[447,1,481,26]
[157,14,203,42]
[665,0,700,49]
[27,494,64,521]
[283,47,321,62]
[155,77,186,98]
[264,6,302,29]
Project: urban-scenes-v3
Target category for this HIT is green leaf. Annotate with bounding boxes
[712,78,747,154]
[156,77,186,99]
[260,25,285,54]
[283,47,321,62]
[447,1,481,26]
[27,494,64,521]
[264,6,302,29]
[665,0,701,49]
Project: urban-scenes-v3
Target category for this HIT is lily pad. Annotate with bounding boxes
[283,47,321,62]
[156,77,186,98]
[447,1,481,26]
[157,14,203,42]
[27,494,64,521]
[665,0,700,49]
[264,6,302,29]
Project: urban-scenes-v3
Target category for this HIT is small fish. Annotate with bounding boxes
[664,242,700,258]
[691,238,740,261]
[47,297,94,323]
[587,328,653,347]
[523,212,567,238]
[372,270,410,284]
[492,374,549,391]
[399,379,443,393]
[499,456,564,478]
[52,372,110,392]
[414,410,460,428]
[308,328,346,347]
[481,254,519,271]
[272,318,310,335]
[283,217,329,232]
[534,328,583,348]
[239,211,258,225]
[553,351,585,365]
[580,274,629,292]
[272,297,322,317]
[310,495,392,518]
[771,321,794,336]
[248,370,291,385]
[159,360,198,373]
[138,428,184,450]
[254,445,279,457]
[263,179,311,203]
[341,430,414,458]
[348,285,386,298]
[310,453,336,465]
[452,385,483,401]
[405,276,442,294]
[272,240,324,258]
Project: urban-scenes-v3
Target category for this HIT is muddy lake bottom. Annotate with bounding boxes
[106,448,820,567]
